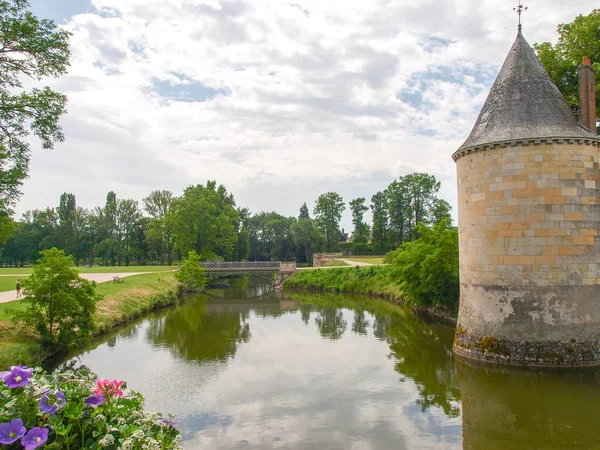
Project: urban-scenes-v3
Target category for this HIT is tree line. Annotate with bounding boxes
[0,173,451,267]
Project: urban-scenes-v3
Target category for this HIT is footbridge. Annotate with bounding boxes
[200,261,296,286]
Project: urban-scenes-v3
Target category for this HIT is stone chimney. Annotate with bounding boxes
[579,56,597,133]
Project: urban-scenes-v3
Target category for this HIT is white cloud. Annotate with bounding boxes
[20,0,599,228]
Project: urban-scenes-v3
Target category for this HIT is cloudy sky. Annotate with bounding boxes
[21,0,597,229]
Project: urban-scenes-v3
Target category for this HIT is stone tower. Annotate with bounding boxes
[452,29,600,366]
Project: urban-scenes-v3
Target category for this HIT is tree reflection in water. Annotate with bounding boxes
[287,291,461,417]
[146,294,251,363]
[314,307,348,340]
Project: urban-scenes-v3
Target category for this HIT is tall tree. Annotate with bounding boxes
[535,9,600,126]
[0,0,71,238]
[401,173,442,240]
[56,192,76,256]
[313,192,345,251]
[171,182,239,260]
[385,180,409,247]
[299,202,310,220]
[370,192,389,254]
[291,218,319,264]
[143,190,174,265]
[349,197,370,244]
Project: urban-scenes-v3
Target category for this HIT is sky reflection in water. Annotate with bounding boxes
[65,278,600,449]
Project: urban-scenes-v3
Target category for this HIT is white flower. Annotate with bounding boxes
[141,438,161,450]
[131,429,145,440]
[99,434,115,448]
[121,439,134,450]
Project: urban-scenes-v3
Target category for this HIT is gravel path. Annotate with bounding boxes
[0,272,149,305]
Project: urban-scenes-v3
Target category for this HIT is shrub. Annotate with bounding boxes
[388,219,459,307]
[12,249,100,350]
[175,251,207,291]
[0,365,182,449]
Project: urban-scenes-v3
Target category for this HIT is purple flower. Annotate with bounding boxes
[0,418,26,445]
[39,390,66,414]
[21,427,48,450]
[3,366,32,388]
[84,394,105,408]
[160,418,177,428]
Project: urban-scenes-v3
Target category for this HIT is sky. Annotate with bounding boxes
[19,0,598,230]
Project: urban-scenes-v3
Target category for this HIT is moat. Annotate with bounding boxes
[60,277,600,449]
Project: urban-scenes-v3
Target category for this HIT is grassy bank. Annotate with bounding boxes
[0,272,183,369]
[285,266,403,298]
[344,256,386,265]
[284,266,457,322]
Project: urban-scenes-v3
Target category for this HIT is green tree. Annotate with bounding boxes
[291,218,319,264]
[247,212,296,261]
[313,192,345,251]
[175,250,207,291]
[0,0,71,237]
[13,248,99,348]
[535,9,600,126]
[232,207,250,261]
[171,182,239,260]
[299,202,310,220]
[349,197,370,243]
[431,198,452,225]
[388,219,458,307]
[370,191,389,254]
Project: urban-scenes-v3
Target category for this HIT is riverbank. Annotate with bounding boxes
[0,272,184,369]
[284,266,457,323]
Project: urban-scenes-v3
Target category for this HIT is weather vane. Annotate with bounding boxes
[513,2,528,31]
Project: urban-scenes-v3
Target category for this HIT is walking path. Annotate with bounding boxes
[0,272,149,305]
[297,259,385,270]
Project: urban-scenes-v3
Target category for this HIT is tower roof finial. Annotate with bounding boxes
[513,2,527,31]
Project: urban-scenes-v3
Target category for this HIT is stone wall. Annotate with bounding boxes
[454,140,600,365]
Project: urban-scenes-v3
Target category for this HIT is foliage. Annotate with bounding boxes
[370,191,389,254]
[387,219,459,307]
[285,265,403,299]
[291,218,321,265]
[248,211,297,261]
[313,192,345,251]
[0,366,182,449]
[298,202,310,220]
[170,182,239,260]
[174,251,207,291]
[143,190,174,265]
[534,9,600,125]
[0,0,71,236]
[12,248,99,349]
[349,197,370,243]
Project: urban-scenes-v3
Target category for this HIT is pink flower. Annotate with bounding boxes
[94,379,124,398]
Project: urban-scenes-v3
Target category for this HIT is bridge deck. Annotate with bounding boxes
[200,261,296,273]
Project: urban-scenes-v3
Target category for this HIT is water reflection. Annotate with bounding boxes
[56,277,600,449]
[146,295,251,363]
[458,361,600,449]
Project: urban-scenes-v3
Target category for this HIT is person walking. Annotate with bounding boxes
[16,278,21,298]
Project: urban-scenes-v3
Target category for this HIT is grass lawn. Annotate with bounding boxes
[345,257,386,265]
[0,272,181,368]
[0,299,27,322]
[0,265,172,275]
[323,259,350,267]
[0,272,176,323]
[0,276,23,293]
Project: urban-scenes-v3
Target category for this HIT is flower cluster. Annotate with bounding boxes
[0,365,182,449]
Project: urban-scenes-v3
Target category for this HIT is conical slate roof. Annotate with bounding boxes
[457,30,597,154]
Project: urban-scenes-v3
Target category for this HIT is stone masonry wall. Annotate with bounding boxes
[458,141,600,288]
[455,140,600,365]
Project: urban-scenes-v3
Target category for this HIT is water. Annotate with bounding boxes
[61,277,600,449]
